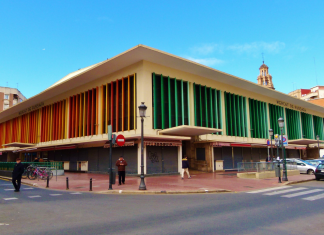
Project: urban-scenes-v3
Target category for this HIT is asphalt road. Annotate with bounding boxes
[1,179,324,235]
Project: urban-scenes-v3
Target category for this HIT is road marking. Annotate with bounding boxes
[3,198,18,200]
[303,193,324,201]
[22,188,34,190]
[281,189,324,198]
[4,189,15,191]
[263,187,307,196]
[49,194,62,196]
[0,223,10,225]
[246,186,292,194]
[28,195,41,198]
[70,192,82,194]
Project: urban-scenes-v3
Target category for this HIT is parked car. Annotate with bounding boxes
[280,158,316,174]
[305,159,324,167]
[315,163,324,180]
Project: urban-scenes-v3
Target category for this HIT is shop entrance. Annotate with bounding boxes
[146,146,178,174]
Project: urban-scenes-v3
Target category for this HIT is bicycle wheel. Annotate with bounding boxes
[47,170,54,180]
[28,170,37,180]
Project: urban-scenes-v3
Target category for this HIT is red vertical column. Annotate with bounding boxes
[111,82,114,132]
[116,80,119,132]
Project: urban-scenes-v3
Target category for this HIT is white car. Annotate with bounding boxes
[281,158,316,174]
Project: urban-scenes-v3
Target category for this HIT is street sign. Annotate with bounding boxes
[267,139,270,146]
[280,135,288,146]
[116,134,125,147]
[107,125,112,140]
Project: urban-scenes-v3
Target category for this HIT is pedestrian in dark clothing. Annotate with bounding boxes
[181,156,191,179]
[34,157,39,162]
[12,158,24,192]
[116,157,128,185]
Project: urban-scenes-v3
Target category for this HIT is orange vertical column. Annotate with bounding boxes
[110,82,114,132]
[122,77,124,132]
[116,80,119,132]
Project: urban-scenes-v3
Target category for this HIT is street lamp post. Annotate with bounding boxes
[278,117,288,181]
[269,129,273,161]
[138,102,147,190]
[317,135,320,159]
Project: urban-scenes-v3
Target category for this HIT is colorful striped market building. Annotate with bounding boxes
[0,45,323,174]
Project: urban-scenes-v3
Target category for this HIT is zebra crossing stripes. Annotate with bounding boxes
[303,193,324,201]
[281,189,324,198]
[28,195,41,198]
[246,186,292,194]
[247,186,324,201]
[263,187,307,196]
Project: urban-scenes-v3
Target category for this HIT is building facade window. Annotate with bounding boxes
[4,104,9,109]
[152,73,189,129]
[224,92,248,137]
[249,98,269,138]
[4,94,9,100]
[194,83,222,133]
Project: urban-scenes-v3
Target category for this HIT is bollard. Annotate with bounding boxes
[66,177,69,190]
[90,178,92,191]
[46,176,49,188]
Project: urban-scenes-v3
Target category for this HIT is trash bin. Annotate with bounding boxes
[275,164,281,177]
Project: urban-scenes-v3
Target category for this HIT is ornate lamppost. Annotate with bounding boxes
[317,135,320,159]
[269,129,274,161]
[278,117,288,181]
[138,102,147,190]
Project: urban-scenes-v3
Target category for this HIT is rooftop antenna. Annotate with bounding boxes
[314,57,318,85]
[262,52,264,64]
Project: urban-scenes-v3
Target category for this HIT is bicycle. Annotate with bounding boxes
[28,166,53,180]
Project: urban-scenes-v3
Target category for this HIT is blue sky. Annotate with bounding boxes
[1,0,323,98]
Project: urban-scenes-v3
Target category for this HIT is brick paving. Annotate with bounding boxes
[18,171,315,194]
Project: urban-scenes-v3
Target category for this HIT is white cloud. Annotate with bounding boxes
[191,41,286,56]
[186,57,224,66]
[227,41,285,54]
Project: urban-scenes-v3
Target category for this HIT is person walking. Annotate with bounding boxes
[12,158,25,192]
[116,157,128,185]
[181,156,191,179]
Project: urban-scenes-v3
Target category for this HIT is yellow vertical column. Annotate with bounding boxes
[128,76,130,131]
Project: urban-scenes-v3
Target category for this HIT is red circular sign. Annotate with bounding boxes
[116,134,125,147]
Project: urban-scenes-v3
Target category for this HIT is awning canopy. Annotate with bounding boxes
[288,139,324,145]
[2,142,35,148]
[159,125,222,136]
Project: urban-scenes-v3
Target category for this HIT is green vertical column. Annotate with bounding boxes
[168,77,171,128]
[210,88,213,128]
[199,85,202,126]
[218,91,222,130]
[175,79,178,126]
[244,97,248,137]
[187,82,190,125]
[153,73,157,129]
[181,80,184,125]
[249,99,252,137]
[232,94,236,136]
[161,75,164,129]
[215,90,218,129]
[204,86,208,127]
[224,92,228,135]
[237,96,241,137]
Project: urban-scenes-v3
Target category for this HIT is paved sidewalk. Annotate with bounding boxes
[2,171,314,194]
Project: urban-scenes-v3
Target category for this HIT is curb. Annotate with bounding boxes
[285,178,315,185]
[95,189,232,195]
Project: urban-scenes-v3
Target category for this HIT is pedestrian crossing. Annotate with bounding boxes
[1,187,83,201]
[247,186,324,201]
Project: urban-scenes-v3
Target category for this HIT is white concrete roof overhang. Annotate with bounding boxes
[288,139,324,145]
[1,45,324,122]
[2,142,35,148]
[159,125,221,136]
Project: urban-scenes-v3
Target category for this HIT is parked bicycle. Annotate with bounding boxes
[27,166,53,180]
